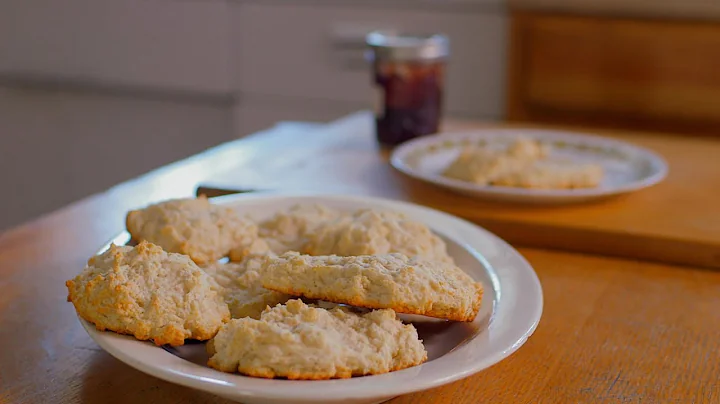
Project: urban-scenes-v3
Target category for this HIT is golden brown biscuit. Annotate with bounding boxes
[203,256,290,319]
[207,299,427,378]
[442,138,604,189]
[126,196,258,265]
[262,252,483,322]
[229,204,342,261]
[66,241,230,346]
[305,209,453,264]
[488,160,605,189]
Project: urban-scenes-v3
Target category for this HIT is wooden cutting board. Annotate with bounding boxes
[200,112,720,269]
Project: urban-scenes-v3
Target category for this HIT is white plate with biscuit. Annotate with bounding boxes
[390,129,668,204]
[72,193,543,404]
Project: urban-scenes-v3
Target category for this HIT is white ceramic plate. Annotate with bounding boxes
[79,193,543,404]
[390,129,669,204]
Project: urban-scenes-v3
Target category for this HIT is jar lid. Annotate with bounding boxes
[366,31,450,61]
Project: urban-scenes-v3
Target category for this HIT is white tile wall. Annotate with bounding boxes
[0,0,233,95]
[0,0,508,230]
[233,94,365,137]
[0,85,233,231]
[234,3,508,118]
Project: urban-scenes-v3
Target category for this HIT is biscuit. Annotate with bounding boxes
[230,204,341,261]
[227,238,273,263]
[262,252,483,322]
[489,161,604,189]
[203,256,290,319]
[126,196,259,265]
[443,146,526,185]
[442,138,604,189]
[305,209,453,264]
[207,299,427,379]
[66,241,230,346]
[506,137,550,159]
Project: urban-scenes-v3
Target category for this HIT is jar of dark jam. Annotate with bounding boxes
[366,31,449,147]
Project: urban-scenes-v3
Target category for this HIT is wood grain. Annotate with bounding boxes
[205,112,720,269]
[1,113,719,403]
[508,12,720,136]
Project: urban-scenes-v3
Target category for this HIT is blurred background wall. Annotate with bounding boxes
[4,0,718,231]
[0,0,506,230]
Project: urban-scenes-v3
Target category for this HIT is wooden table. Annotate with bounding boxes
[1,113,718,404]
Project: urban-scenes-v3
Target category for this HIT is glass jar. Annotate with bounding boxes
[366,31,449,147]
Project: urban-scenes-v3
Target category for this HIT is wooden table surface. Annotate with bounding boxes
[1,113,718,404]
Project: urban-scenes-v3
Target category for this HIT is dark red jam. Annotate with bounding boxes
[373,60,445,147]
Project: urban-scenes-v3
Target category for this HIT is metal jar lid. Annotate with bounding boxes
[366,31,450,62]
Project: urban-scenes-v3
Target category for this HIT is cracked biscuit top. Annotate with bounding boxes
[126,196,259,265]
[66,241,230,346]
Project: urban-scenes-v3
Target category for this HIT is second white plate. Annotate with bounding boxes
[390,129,668,204]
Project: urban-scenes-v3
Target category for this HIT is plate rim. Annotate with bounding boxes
[79,192,543,401]
[390,128,669,199]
